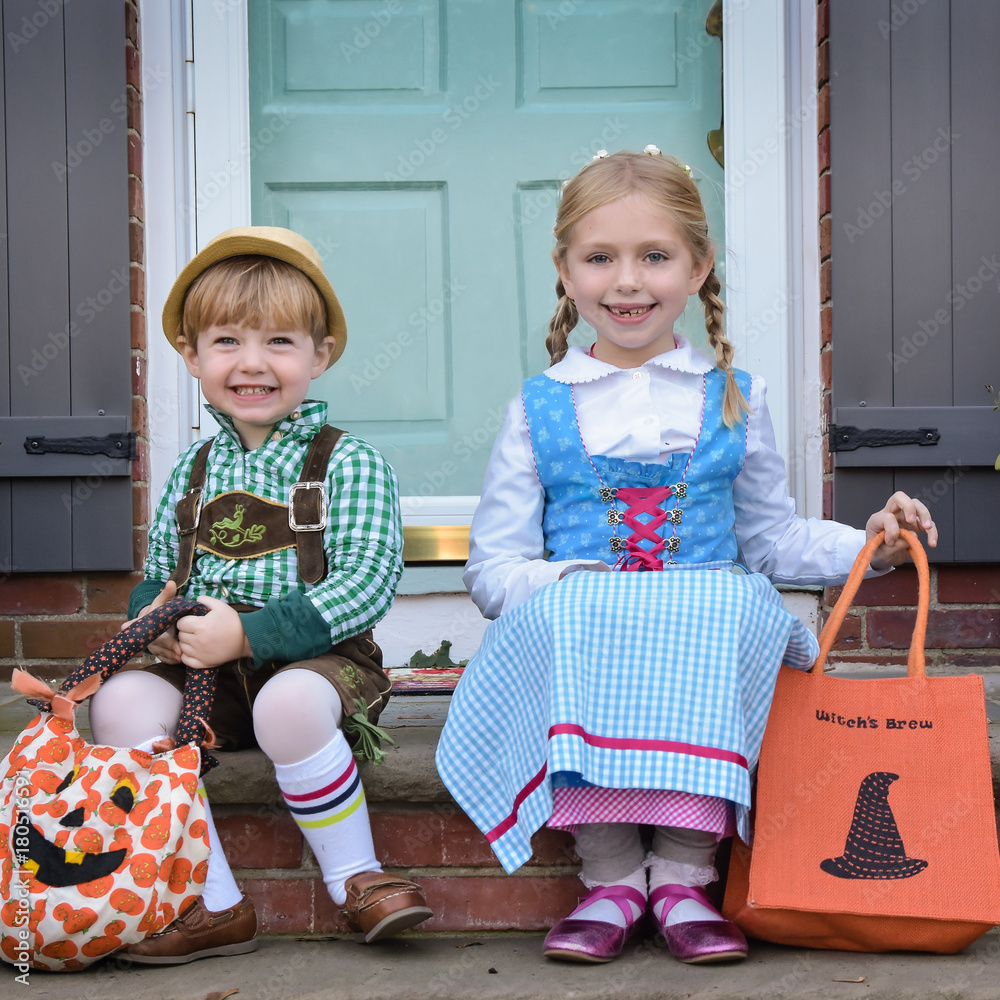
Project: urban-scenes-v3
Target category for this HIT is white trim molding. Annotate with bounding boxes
[723,0,821,519]
[139,0,197,502]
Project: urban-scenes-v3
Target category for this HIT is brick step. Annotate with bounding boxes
[204,696,585,936]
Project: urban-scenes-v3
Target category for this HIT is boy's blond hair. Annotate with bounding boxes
[179,255,328,348]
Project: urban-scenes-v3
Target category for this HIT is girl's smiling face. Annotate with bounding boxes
[557,193,712,368]
[179,324,333,449]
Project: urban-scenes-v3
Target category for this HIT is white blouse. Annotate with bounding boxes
[465,339,869,620]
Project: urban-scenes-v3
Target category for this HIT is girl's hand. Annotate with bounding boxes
[866,491,938,570]
[176,596,252,670]
[130,580,183,664]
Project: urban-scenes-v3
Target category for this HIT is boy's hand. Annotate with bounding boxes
[130,580,183,664]
[176,596,252,670]
[866,491,938,570]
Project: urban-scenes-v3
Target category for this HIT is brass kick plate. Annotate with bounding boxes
[402,525,471,563]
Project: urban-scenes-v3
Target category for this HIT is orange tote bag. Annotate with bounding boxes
[723,529,1000,953]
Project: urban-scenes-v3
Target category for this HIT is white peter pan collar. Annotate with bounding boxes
[544,336,716,384]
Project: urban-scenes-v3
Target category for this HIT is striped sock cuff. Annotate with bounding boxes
[281,758,365,829]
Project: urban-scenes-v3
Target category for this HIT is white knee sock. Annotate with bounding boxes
[196,784,244,912]
[273,732,379,906]
[120,723,241,914]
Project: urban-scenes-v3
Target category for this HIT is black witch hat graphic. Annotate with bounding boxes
[821,771,928,880]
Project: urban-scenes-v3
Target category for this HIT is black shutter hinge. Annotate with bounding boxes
[829,425,940,452]
[23,432,136,460]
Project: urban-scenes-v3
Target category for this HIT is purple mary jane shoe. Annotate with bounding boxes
[648,884,748,964]
[542,884,647,963]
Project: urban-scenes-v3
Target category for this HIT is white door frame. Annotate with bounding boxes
[142,0,821,519]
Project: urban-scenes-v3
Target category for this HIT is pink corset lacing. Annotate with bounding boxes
[614,485,674,571]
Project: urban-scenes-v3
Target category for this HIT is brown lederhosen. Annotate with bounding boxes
[147,425,393,752]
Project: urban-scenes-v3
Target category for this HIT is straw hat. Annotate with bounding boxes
[161,226,347,368]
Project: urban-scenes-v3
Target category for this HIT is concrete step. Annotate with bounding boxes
[7,930,1000,1000]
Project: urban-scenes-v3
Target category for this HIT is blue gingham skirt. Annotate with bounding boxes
[436,568,819,873]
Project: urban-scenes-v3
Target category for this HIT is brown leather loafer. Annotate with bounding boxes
[126,894,258,965]
[342,871,433,943]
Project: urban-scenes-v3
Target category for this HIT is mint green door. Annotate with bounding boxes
[249,0,722,496]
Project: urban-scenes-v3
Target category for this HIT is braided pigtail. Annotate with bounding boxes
[700,267,751,427]
[545,277,578,365]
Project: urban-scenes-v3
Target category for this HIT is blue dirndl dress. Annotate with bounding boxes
[436,370,819,873]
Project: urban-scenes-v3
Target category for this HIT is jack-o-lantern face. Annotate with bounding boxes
[21,759,147,889]
[18,812,127,888]
[2,597,215,972]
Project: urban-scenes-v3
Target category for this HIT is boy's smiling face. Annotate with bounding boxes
[179,324,334,449]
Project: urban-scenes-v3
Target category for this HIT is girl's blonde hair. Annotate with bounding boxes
[180,255,328,347]
[547,151,750,427]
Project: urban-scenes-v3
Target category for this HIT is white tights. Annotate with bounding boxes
[88,667,350,909]
[88,667,343,763]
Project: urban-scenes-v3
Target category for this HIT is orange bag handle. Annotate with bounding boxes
[813,528,929,677]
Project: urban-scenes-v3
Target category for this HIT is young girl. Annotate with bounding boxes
[436,149,937,966]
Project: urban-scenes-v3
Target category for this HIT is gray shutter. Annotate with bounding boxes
[0,0,133,571]
[829,0,1000,563]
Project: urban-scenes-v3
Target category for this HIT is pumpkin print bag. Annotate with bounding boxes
[0,598,219,972]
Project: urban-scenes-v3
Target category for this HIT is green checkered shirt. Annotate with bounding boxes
[135,400,403,666]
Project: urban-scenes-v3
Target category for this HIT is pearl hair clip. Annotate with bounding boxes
[578,147,693,179]
[644,145,694,177]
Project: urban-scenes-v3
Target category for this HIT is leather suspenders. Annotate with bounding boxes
[169,424,343,588]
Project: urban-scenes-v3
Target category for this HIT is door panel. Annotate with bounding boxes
[250,0,722,496]
[266,184,449,423]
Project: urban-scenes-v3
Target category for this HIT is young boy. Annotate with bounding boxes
[88,226,432,963]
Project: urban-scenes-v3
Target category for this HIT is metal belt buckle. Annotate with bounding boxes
[179,487,203,534]
[288,481,328,530]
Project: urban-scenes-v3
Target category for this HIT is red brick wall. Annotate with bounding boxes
[214,804,583,935]
[816,0,999,667]
[823,566,1000,668]
[0,0,144,680]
